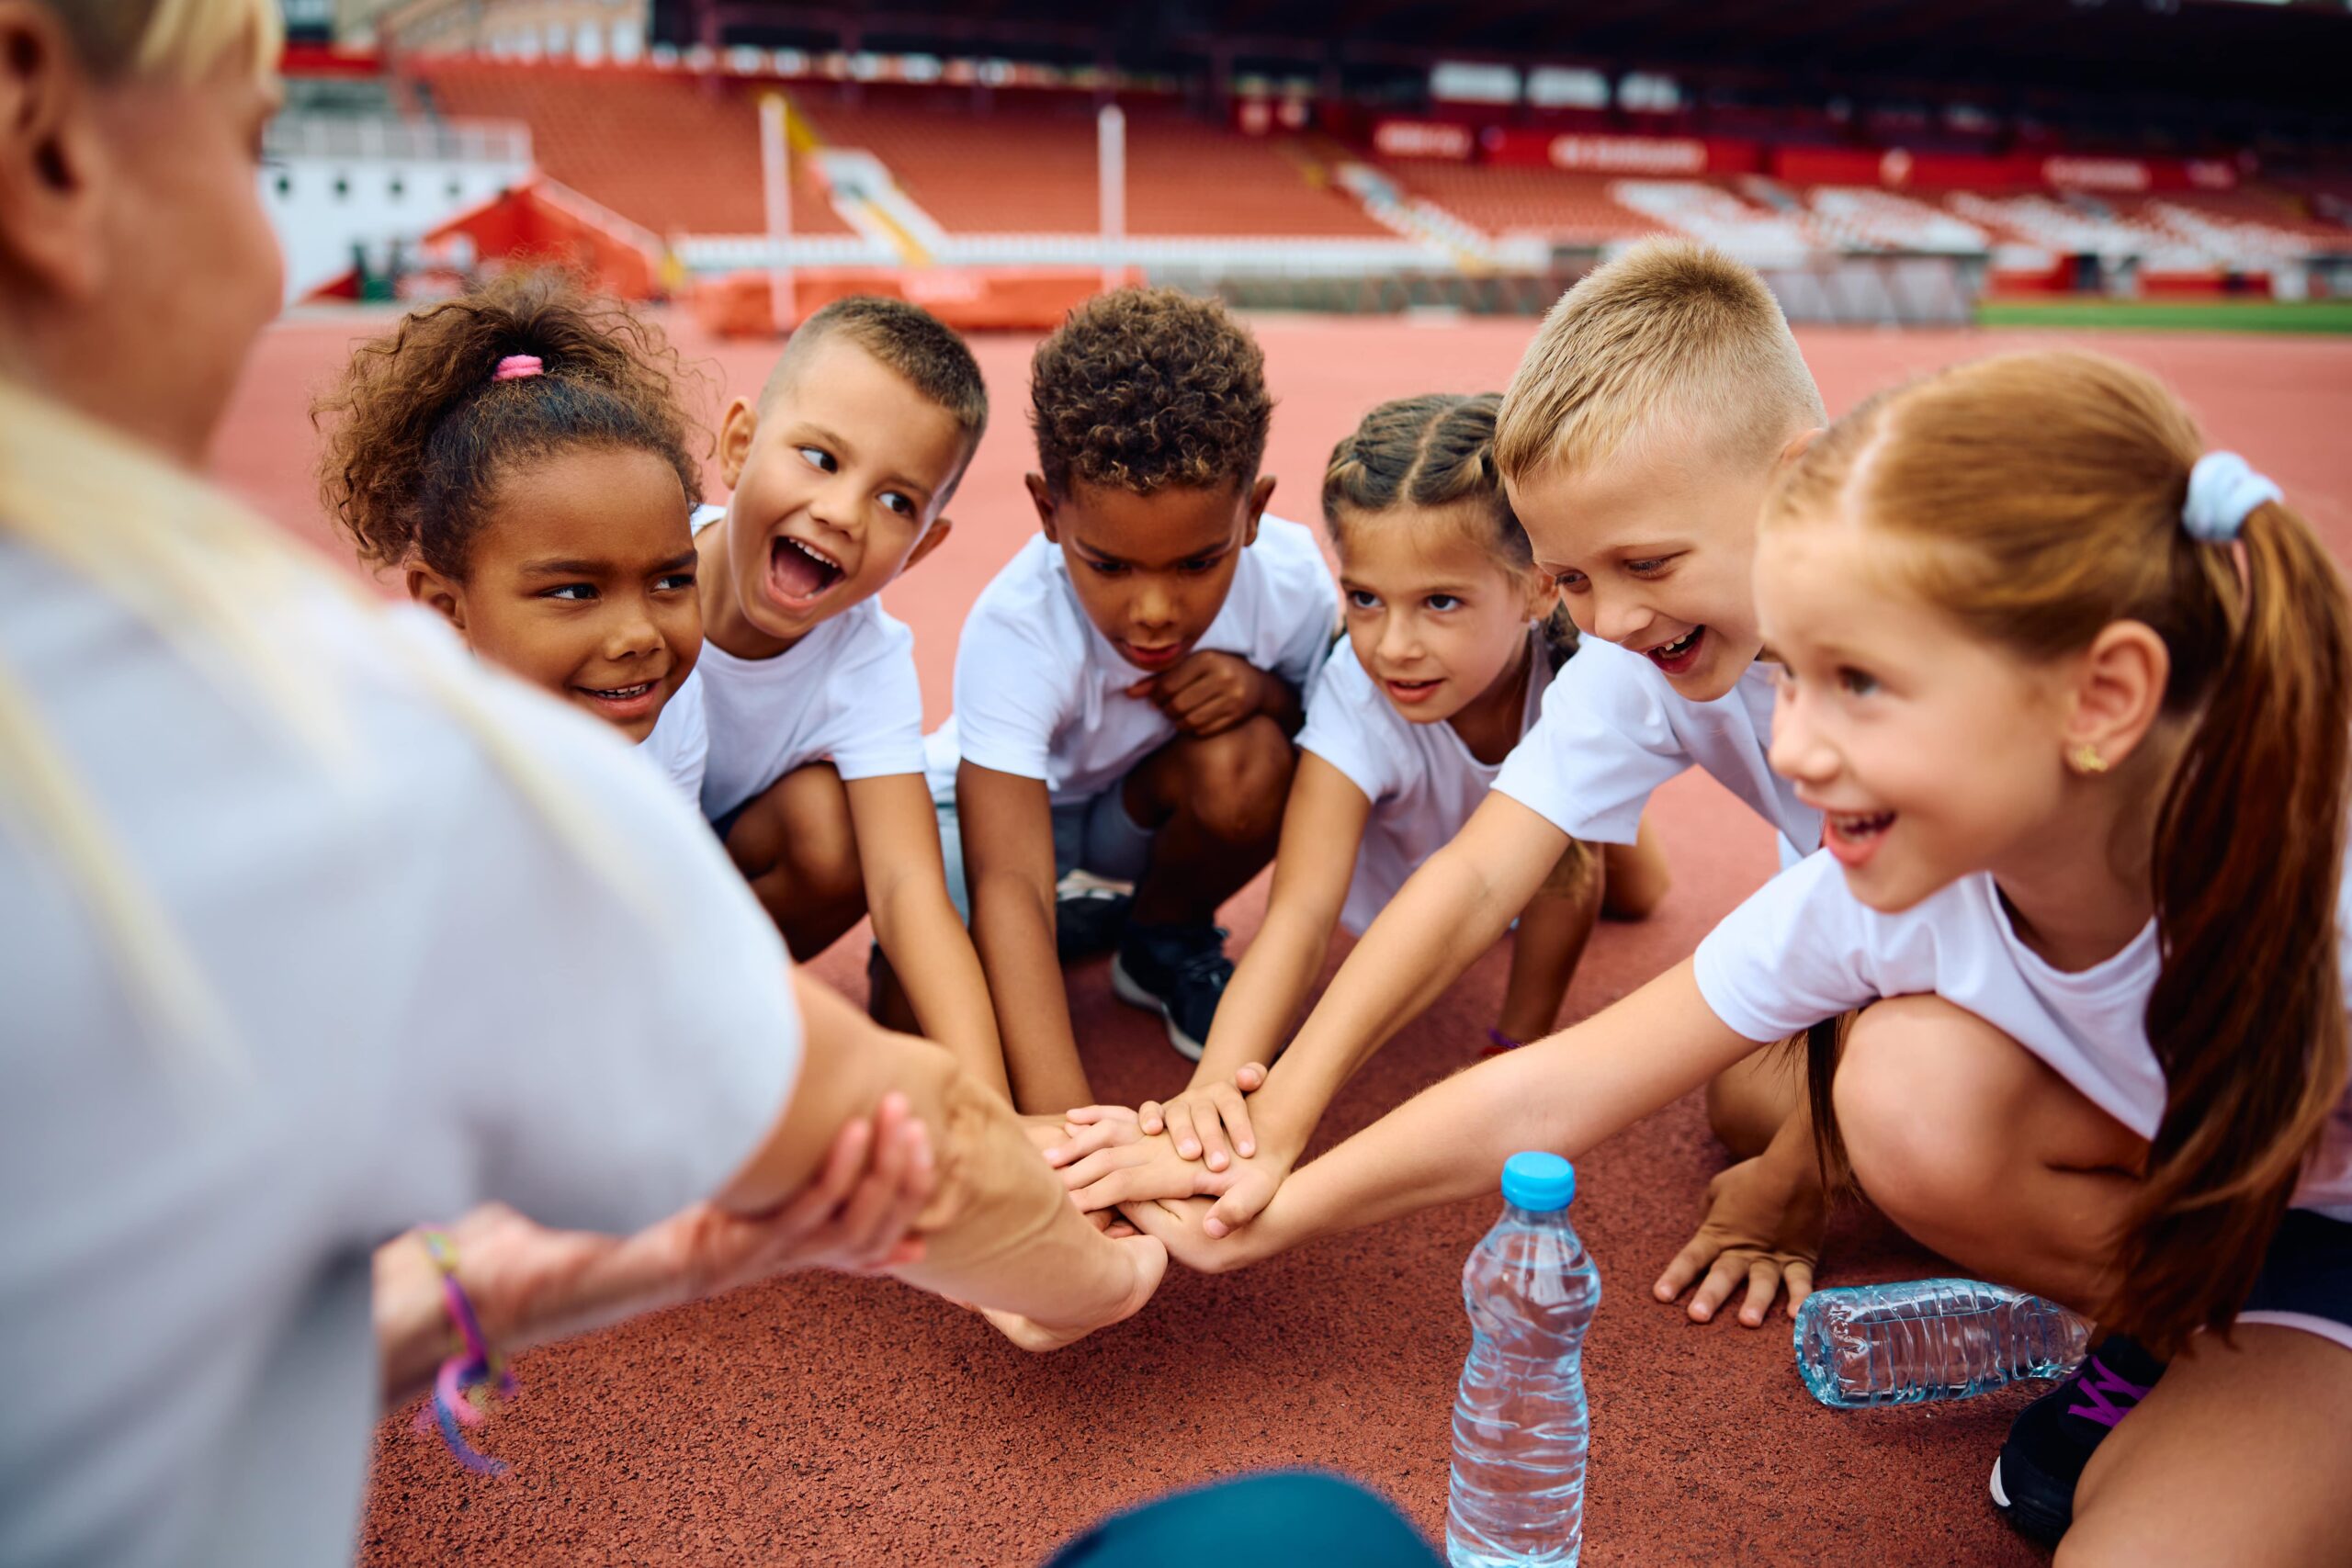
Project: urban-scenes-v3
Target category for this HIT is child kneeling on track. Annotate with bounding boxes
[317,272,711,802]
[1126,348,2352,1566]
[1070,393,1669,1171]
[694,296,1011,1100]
[925,288,1339,1115]
[1057,243,1828,1302]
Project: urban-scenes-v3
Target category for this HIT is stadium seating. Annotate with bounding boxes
[1374,164,1665,245]
[794,93,1386,239]
[412,62,850,238]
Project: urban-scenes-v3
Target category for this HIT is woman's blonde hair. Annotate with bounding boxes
[51,0,282,84]
[0,0,652,1074]
[1765,348,2352,1358]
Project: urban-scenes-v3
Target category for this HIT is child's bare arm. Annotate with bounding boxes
[845,771,1013,1102]
[1245,792,1572,1163]
[1135,651,1305,739]
[1125,959,1758,1267]
[956,760,1093,1114]
[1144,755,1370,1168]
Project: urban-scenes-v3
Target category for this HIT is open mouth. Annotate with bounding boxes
[1384,677,1442,705]
[1824,808,1896,867]
[1642,626,1707,675]
[766,535,846,608]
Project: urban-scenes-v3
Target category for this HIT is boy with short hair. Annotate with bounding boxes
[930,288,1338,1115]
[1069,243,1835,1326]
[695,295,1010,1100]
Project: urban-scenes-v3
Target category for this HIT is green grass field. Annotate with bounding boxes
[1977,299,2352,333]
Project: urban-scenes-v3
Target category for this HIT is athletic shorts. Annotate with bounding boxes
[2238,1208,2352,1353]
[934,786,1157,922]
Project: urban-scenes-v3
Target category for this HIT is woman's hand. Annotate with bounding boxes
[377,1098,936,1403]
[1650,1148,1825,1327]
[1137,1062,1269,1170]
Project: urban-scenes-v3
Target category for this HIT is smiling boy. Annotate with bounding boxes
[695,296,1010,1099]
[1061,244,1840,1327]
[926,288,1338,1114]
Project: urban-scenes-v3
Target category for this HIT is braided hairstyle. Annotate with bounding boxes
[1322,392,1576,659]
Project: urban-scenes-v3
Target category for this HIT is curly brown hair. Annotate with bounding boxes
[1028,287,1272,500]
[314,270,706,579]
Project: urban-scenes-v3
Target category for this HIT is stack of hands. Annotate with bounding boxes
[1032,1064,1827,1329]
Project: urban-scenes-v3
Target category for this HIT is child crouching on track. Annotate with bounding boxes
[317,272,711,802]
[1082,393,1668,1170]
[1129,349,2352,1564]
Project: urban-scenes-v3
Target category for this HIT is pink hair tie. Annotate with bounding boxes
[492,355,544,382]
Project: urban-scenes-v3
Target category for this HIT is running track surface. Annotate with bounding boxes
[211,313,2352,1567]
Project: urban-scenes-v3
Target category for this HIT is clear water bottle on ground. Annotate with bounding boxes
[1446,1151,1599,1568]
[1792,1278,2092,1410]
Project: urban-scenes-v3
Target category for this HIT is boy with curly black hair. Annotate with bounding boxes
[923,288,1337,1114]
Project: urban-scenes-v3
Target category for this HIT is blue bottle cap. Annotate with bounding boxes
[1500,1151,1576,1212]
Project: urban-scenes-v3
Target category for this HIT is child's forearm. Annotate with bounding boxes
[1263,960,1757,1255]
[969,873,1092,1113]
[1189,898,1333,1090]
[871,878,1013,1102]
[1250,799,1566,1157]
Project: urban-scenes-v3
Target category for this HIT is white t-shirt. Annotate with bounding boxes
[639,665,708,805]
[923,517,1338,805]
[0,544,802,1568]
[693,507,927,821]
[1297,632,1557,935]
[1493,637,1821,853]
[1693,851,2352,1220]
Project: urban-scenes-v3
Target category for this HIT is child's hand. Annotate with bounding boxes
[1116,1195,1274,1276]
[1058,1128,1247,1213]
[1127,650,1271,738]
[1046,1102,1146,1165]
[1138,1062,1269,1170]
[1650,1150,1825,1327]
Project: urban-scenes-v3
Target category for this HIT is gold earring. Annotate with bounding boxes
[2071,743,2109,775]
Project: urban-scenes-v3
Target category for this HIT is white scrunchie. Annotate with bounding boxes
[2183,451,2281,544]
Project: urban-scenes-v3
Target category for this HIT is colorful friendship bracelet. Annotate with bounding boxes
[416,1228,519,1476]
[1482,1027,1522,1056]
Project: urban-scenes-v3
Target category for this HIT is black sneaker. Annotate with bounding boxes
[1989,1334,2164,1545]
[1056,884,1133,963]
[1109,922,1232,1061]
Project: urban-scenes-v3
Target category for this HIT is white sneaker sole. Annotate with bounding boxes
[1109,953,1208,1062]
[1988,1456,2012,1511]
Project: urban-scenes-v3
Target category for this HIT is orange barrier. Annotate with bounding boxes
[691,267,1102,335]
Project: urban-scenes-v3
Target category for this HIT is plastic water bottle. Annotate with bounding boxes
[1792,1279,2091,1409]
[1446,1151,1599,1568]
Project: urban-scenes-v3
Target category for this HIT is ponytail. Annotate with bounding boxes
[2130,498,2352,1353]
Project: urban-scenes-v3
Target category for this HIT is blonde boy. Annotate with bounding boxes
[1067,242,1833,1326]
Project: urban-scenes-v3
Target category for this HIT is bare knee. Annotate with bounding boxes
[1834,997,2017,1232]
[1173,717,1294,844]
[729,765,865,908]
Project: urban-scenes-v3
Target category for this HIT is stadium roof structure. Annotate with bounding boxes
[669,0,2352,125]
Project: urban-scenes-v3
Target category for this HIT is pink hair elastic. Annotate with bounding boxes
[492,355,544,382]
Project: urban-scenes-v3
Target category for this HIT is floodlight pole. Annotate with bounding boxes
[760,95,797,333]
[1098,102,1125,293]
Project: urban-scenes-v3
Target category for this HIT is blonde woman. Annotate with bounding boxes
[0,5,1159,1563]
